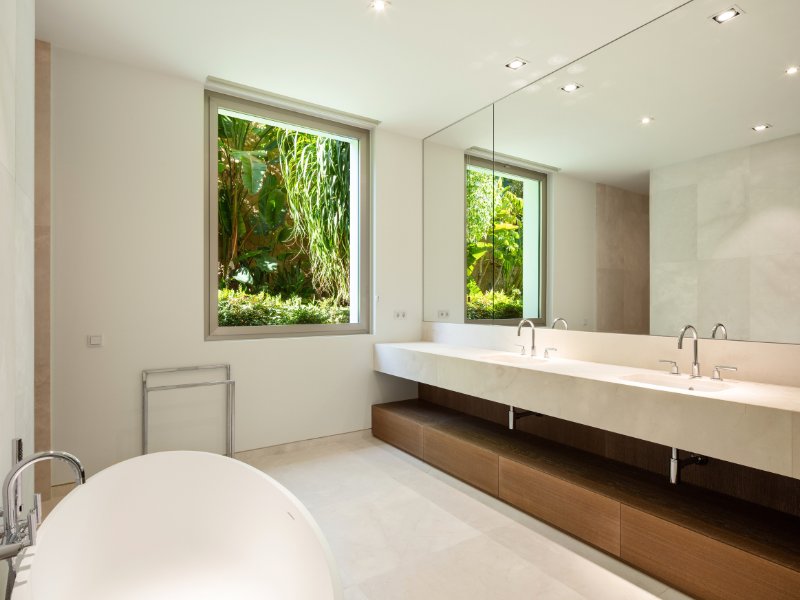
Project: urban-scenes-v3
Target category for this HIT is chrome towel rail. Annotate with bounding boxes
[142,364,235,457]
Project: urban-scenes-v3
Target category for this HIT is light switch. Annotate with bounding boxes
[87,334,104,348]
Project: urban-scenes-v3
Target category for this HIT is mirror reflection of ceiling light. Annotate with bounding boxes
[561,83,582,93]
[370,0,389,11]
[752,124,772,132]
[711,6,742,23]
[505,58,527,70]
[640,116,654,125]
[787,66,799,75]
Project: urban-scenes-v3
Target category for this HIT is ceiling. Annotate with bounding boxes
[430,0,800,193]
[35,0,689,138]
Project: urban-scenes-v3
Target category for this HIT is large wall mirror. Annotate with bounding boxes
[423,0,800,343]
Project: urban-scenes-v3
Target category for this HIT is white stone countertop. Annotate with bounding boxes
[374,342,800,480]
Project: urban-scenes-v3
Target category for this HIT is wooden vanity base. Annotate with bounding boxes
[372,400,800,600]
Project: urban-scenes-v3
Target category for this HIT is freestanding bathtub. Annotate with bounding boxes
[12,451,342,599]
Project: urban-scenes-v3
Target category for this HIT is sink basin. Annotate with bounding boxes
[478,352,549,366]
[619,372,731,393]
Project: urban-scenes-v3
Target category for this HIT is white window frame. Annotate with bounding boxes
[205,91,371,339]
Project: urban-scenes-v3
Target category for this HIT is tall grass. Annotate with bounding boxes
[278,131,351,304]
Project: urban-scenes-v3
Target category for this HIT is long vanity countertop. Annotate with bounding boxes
[374,342,800,480]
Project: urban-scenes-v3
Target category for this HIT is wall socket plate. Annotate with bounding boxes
[393,310,407,320]
[437,309,450,319]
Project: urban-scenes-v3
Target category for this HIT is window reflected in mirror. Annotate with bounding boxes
[464,155,546,323]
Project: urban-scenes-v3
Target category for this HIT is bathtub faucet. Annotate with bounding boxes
[3,450,86,545]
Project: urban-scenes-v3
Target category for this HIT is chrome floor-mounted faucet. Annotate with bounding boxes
[2,442,86,596]
[678,324,701,378]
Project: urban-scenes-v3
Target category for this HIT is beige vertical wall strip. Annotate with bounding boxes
[34,40,52,499]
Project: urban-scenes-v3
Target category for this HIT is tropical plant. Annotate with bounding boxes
[217,113,289,291]
[277,130,352,304]
[465,168,524,294]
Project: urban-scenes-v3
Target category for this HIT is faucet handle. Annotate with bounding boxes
[544,347,557,359]
[659,360,680,375]
[26,511,37,546]
[513,344,526,356]
[712,365,737,381]
[33,493,42,527]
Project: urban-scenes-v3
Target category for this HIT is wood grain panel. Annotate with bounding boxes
[419,383,508,426]
[500,457,621,555]
[34,40,52,498]
[371,405,424,458]
[420,384,800,518]
[423,427,498,495]
[621,505,800,600]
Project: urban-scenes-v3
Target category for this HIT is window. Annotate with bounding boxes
[206,91,370,339]
[465,155,547,323]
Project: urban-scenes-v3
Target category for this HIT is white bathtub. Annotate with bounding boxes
[12,451,342,600]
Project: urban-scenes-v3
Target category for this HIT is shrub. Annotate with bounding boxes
[218,289,349,326]
[466,287,523,320]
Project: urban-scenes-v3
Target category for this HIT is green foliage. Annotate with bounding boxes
[465,285,523,320]
[465,169,494,248]
[216,110,353,310]
[217,113,288,293]
[278,130,352,304]
[465,167,524,319]
[218,289,349,326]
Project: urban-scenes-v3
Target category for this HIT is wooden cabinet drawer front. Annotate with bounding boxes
[499,457,621,556]
[423,428,499,495]
[372,405,424,458]
[621,506,800,600]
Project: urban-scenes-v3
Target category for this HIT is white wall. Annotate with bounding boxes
[0,0,34,590]
[422,140,464,322]
[0,0,34,484]
[50,48,421,482]
[650,133,800,342]
[548,173,596,331]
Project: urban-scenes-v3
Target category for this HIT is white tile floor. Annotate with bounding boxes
[237,430,694,600]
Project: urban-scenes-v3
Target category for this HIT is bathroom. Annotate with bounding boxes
[1,0,799,598]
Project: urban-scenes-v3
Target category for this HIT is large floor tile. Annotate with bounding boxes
[239,432,684,599]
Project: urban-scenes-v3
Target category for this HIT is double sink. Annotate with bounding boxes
[479,352,731,393]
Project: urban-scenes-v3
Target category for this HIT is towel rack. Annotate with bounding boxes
[141,364,235,457]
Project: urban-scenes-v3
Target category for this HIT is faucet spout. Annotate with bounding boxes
[3,451,85,542]
[516,319,536,357]
[551,317,568,330]
[677,324,700,378]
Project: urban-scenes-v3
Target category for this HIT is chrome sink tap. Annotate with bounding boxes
[711,322,728,340]
[678,324,701,378]
[551,317,568,330]
[517,319,536,357]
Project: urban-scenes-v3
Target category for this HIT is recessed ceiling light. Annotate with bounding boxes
[752,123,772,132]
[505,57,527,70]
[640,116,654,125]
[787,66,799,75]
[370,0,390,11]
[711,6,742,23]
[561,82,582,93]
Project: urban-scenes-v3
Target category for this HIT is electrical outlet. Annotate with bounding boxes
[437,309,450,319]
[87,334,104,348]
[393,309,407,320]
